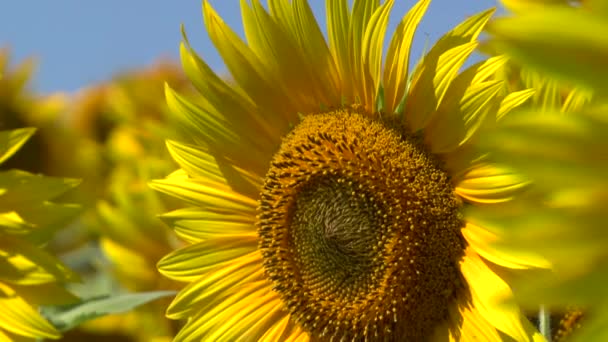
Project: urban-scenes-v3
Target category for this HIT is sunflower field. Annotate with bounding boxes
[0,1,606,341]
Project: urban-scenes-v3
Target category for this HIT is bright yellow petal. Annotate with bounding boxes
[165,252,264,319]
[203,1,298,126]
[460,249,544,341]
[405,8,495,131]
[157,237,257,282]
[0,283,60,339]
[326,0,351,99]
[455,163,530,204]
[0,128,36,165]
[425,80,503,154]
[160,207,256,243]
[461,222,551,269]
[149,170,258,214]
[383,0,430,114]
[497,88,535,120]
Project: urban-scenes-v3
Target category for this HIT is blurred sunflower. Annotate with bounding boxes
[473,1,608,341]
[0,48,71,175]
[57,62,192,342]
[0,128,81,340]
[151,0,547,340]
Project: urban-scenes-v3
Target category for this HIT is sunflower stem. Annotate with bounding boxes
[539,305,552,342]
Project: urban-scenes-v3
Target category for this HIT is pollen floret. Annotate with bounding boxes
[257,110,466,340]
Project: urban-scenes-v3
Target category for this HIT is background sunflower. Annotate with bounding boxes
[472,1,608,340]
[0,128,81,340]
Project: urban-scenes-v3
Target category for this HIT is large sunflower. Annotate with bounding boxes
[152,0,545,340]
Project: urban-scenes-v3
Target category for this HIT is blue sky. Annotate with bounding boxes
[1,0,500,94]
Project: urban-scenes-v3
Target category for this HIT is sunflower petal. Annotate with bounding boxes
[178,41,280,148]
[0,170,80,212]
[461,222,550,269]
[460,249,541,341]
[203,1,297,127]
[0,284,60,339]
[160,207,255,243]
[497,88,535,120]
[165,253,263,319]
[488,8,608,95]
[0,128,36,165]
[383,0,430,114]
[157,237,257,282]
[455,163,530,204]
[173,281,273,341]
[164,84,269,175]
[326,0,351,99]
[405,7,496,128]
[406,42,478,131]
[268,0,341,107]
[0,235,78,285]
[425,80,503,154]
[241,0,329,112]
[149,170,257,214]
[359,0,394,110]
[165,139,261,198]
[478,109,608,188]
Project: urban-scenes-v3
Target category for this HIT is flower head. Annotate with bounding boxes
[152,1,546,340]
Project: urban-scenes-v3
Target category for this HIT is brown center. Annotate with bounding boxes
[257,109,466,340]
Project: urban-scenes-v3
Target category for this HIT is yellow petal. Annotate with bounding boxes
[203,1,298,126]
[497,88,535,120]
[165,253,263,319]
[178,41,280,149]
[359,0,394,111]
[268,0,342,107]
[460,249,543,341]
[157,237,257,282]
[383,0,430,114]
[405,7,495,130]
[455,163,530,204]
[160,207,256,243]
[326,0,351,99]
[461,222,551,269]
[0,235,78,285]
[406,42,478,131]
[164,84,269,175]
[173,280,271,341]
[0,283,60,339]
[241,0,328,112]
[149,170,258,214]
[425,80,503,154]
[0,170,80,212]
[488,8,608,95]
[165,140,261,199]
[0,128,36,165]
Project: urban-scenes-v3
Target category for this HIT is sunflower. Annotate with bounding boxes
[151,1,546,340]
[0,128,81,340]
[472,2,608,341]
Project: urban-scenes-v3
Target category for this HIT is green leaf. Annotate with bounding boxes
[44,291,176,332]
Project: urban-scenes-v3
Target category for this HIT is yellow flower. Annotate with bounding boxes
[152,1,546,340]
[476,3,608,341]
[0,128,81,340]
